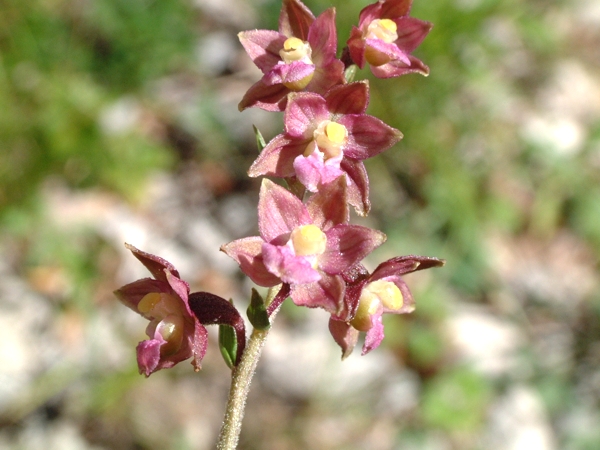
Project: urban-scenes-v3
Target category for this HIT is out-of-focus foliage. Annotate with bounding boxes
[0,0,192,211]
[1,0,600,449]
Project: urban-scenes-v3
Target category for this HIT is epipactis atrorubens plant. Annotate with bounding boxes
[114,0,443,448]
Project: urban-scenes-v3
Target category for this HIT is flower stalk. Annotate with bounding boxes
[217,286,283,450]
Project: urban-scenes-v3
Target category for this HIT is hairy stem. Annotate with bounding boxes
[216,286,282,449]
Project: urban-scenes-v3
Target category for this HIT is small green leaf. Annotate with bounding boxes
[253,125,267,152]
[344,64,357,84]
[219,324,238,370]
[247,288,270,330]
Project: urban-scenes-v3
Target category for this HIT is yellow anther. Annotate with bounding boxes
[290,225,327,256]
[325,122,347,144]
[366,19,398,44]
[350,291,381,331]
[138,292,162,314]
[378,19,398,34]
[350,280,403,331]
[313,120,347,159]
[280,37,312,63]
[283,37,304,52]
[364,279,403,310]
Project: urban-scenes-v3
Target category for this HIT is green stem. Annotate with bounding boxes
[216,286,281,449]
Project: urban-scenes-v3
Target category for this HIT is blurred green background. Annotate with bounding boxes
[1,0,599,449]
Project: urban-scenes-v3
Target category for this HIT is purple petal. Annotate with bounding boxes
[125,243,179,283]
[220,237,281,287]
[347,26,367,68]
[340,158,370,216]
[380,0,413,18]
[263,61,315,87]
[362,312,385,355]
[307,58,345,95]
[258,179,312,242]
[290,273,345,313]
[262,242,321,284]
[279,0,315,40]
[320,225,386,274]
[371,54,430,78]
[365,38,411,66]
[238,80,290,112]
[325,82,369,115]
[306,176,349,230]
[293,151,344,192]
[238,30,287,73]
[329,318,359,359]
[136,338,163,377]
[190,322,209,371]
[394,17,433,54]
[371,255,446,279]
[284,92,330,138]
[357,2,382,28]
[165,270,190,306]
[339,114,403,160]
[307,8,338,67]
[248,134,308,178]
